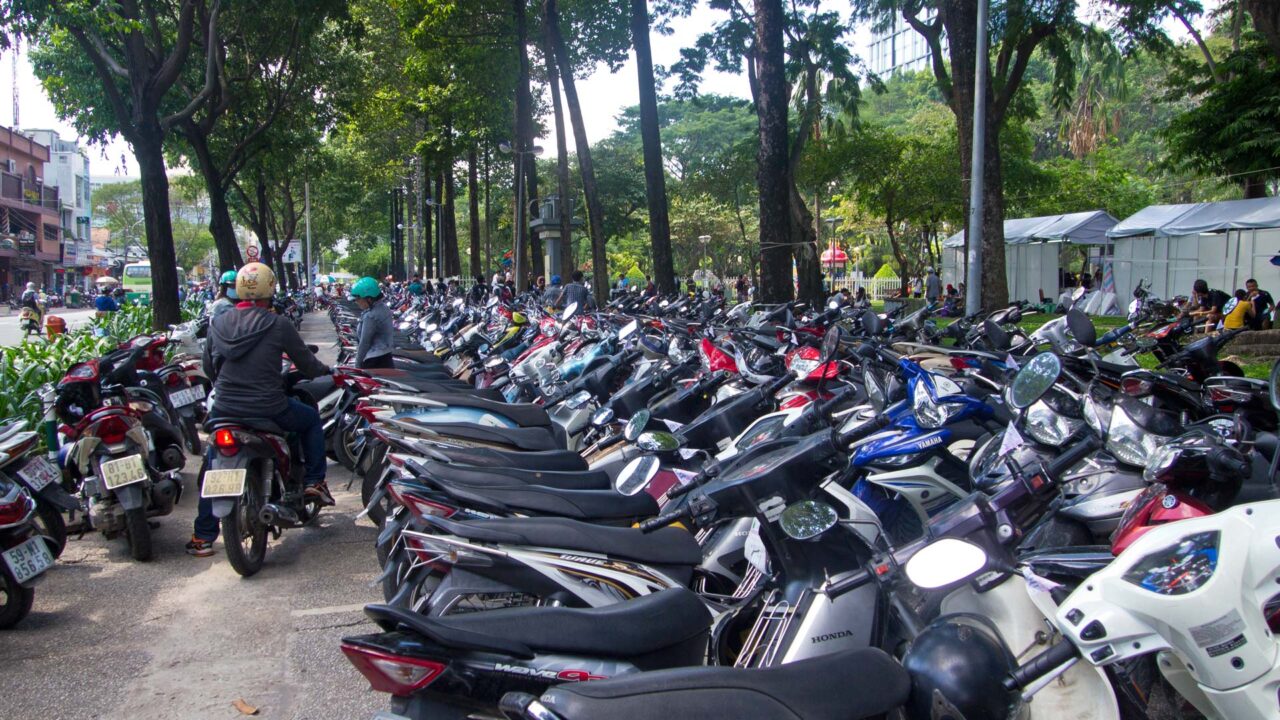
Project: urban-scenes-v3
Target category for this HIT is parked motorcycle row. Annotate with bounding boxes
[331,282,1280,720]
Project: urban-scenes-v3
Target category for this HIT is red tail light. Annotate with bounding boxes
[340,643,445,695]
[1120,377,1152,397]
[91,415,132,445]
[386,483,456,519]
[213,429,239,456]
[164,372,183,387]
[0,492,32,526]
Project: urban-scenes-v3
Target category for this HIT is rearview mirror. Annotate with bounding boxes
[486,296,498,308]
[1269,359,1280,413]
[619,319,639,341]
[615,455,659,496]
[1009,352,1060,409]
[591,407,615,426]
[779,501,838,540]
[562,302,579,321]
[625,409,651,441]
[453,298,464,309]
[484,355,506,369]
[861,310,882,336]
[636,431,681,453]
[1066,309,1096,348]
[904,538,988,589]
[821,326,841,362]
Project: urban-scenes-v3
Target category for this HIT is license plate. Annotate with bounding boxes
[169,387,197,407]
[189,384,206,400]
[202,469,247,498]
[3,536,54,584]
[99,454,147,490]
[17,456,60,492]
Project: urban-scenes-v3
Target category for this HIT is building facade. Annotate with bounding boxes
[25,129,93,292]
[866,11,944,77]
[0,126,62,297]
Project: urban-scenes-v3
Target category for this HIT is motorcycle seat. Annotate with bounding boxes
[292,376,335,403]
[204,416,285,435]
[392,348,441,364]
[420,514,701,566]
[365,587,710,661]
[430,475,658,521]
[415,394,551,428]
[394,418,561,451]
[423,445,587,472]
[415,459,609,490]
[0,421,26,443]
[536,647,909,720]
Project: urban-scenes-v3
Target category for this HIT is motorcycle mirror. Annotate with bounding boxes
[860,309,882,335]
[453,298,464,309]
[619,319,639,341]
[484,355,506,369]
[1071,286,1087,304]
[429,331,444,344]
[1009,352,1061,409]
[615,455,659,496]
[636,431,682,453]
[425,322,439,332]
[1269,359,1280,413]
[659,300,669,308]
[828,299,839,310]
[821,326,841,362]
[562,302,579,321]
[905,538,989,589]
[779,501,838,540]
[625,409,651,441]
[1066,309,1096,348]
[486,296,498,308]
[591,406,615,426]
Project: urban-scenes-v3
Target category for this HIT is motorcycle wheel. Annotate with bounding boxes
[32,502,67,558]
[182,415,202,455]
[0,570,34,629]
[124,507,153,561]
[331,420,361,472]
[223,481,268,577]
[360,445,390,527]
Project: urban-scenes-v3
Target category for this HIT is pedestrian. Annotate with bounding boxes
[543,274,564,308]
[407,275,424,296]
[350,276,395,369]
[94,286,120,318]
[1246,278,1273,330]
[735,275,748,303]
[925,267,941,303]
[559,270,595,310]
[535,275,546,298]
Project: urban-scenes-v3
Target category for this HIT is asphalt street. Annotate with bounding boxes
[0,313,388,720]
[0,306,99,346]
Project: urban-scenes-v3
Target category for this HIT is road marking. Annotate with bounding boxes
[290,602,367,617]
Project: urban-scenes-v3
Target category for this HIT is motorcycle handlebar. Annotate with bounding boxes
[835,413,892,446]
[1042,435,1103,482]
[639,507,687,533]
[1002,640,1081,691]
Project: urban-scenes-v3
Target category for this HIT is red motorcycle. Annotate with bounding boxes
[0,473,55,628]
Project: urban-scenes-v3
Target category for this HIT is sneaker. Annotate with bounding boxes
[304,482,336,507]
[186,536,215,557]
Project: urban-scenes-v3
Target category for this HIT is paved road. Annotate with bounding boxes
[0,307,99,346]
[0,313,387,720]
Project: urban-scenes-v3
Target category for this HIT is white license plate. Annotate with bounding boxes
[189,383,206,400]
[17,456,60,492]
[202,469,247,498]
[3,536,54,584]
[99,454,147,490]
[169,387,197,407]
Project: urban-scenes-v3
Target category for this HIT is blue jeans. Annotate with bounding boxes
[193,398,327,542]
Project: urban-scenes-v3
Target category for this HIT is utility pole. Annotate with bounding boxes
[303,178,311,289]
[964,0,990,316]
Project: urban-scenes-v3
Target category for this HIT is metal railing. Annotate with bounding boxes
[0,171,59,212]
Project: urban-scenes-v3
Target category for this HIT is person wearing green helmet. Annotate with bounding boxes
[210,269,238,320]
[350,276,394,368]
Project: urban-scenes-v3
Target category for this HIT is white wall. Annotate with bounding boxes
[1110,228,1280,299]
[940,241,1060,303]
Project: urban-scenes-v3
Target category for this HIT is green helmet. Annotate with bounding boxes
[219,270,237,285]
[350,276,381,299]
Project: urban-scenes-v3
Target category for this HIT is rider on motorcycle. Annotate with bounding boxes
[350,276,394,369]
[210,270,237,319]
[19,281,42,335]
[202,262,332,505]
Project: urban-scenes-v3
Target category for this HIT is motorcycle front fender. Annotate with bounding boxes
[114,483,146,510]
[211,499,236,518]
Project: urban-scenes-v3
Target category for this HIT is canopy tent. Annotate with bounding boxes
[940,210,1119,305]
[1107,197,1280,300]
[821,247,849,264]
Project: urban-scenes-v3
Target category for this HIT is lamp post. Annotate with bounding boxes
[424,197,442,280]
[498,140,544,289]
[698,235,711,285]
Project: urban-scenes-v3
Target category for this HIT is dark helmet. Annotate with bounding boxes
[901,615,1020,720]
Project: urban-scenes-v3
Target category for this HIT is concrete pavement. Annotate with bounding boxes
[0,307,99,346]
[0,313,387,720]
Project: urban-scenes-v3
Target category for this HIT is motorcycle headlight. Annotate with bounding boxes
[912,382,960,429]
[429,331,444,345]
[1122,530,1218,596]
[873,451,922,467]
[1106,404,1164,467]
[790,357,820,378]
[565,390,592,409]
[1083,395,1110,437]
[1023,400,1084,447]
[1142,443,1182,482]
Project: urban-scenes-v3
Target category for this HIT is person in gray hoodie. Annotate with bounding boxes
[188,263,332,557]
[349,276,394,368]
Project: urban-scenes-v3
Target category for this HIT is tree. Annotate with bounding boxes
[753,0,793,303]
[629,0,677,294]
[17,0,219,327]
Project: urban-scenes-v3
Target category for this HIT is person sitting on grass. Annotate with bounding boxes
[1223,288,1254,330]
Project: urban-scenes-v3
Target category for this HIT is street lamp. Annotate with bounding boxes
[499,140,544,286]
[697,235,711,285]
[424,197,443,279]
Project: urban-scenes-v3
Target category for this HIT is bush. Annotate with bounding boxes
[873,263,899,280]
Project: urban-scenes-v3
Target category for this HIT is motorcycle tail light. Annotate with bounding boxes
[1122,530,1219,596]
[1120,376,1152,397]
[386,483,456,519]
[340,643,446,695]
[164,372,183,387]
[92,416,132,445]
[0,488,31,526]
[1207,386,1250,405]
[213,429,239,455]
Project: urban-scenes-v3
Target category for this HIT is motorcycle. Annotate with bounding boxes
[0,472,56,628]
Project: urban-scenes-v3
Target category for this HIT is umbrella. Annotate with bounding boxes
[821,247,848,265]
[95,276,120,286]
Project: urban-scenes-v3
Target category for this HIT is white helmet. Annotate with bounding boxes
[25,282,36,291]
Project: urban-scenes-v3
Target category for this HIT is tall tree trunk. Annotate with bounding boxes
[547,0,609,299]
[444,165,461,276]
[134,130,182,327]
[753,0,793,303]
[525,150,542,281]
[180,125,243,270]
[468,146,482,279]
[1244,0,1280,61]
[422,164,434,279]
[513,0,535,287]
[483,146,492,273]
[544,24,576,280]
[434,173,445,279]
[630,0,676,294]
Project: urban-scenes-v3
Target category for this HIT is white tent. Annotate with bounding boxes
[1107,197,1280,300]
[941,210,1118,305]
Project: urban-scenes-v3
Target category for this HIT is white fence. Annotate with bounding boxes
[827,276,906,300]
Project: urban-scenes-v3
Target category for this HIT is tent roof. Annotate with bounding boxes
[943,210,1118,248]
[1107,197,1280,238]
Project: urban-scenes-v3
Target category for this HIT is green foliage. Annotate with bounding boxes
[341,241,393,279]
[873,263,899,279]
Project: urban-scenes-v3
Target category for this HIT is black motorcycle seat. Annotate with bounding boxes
[420,514,702,566]
[292,376,335,403]
[425,445,587,471]
[537,647,909,720]
[431,476,658,520]
[367,588,710,659]
[417,459,609,490]
[419,394,550,428]
[393,348,441,364]
[395,419,560,451]
[204,416,285,434]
